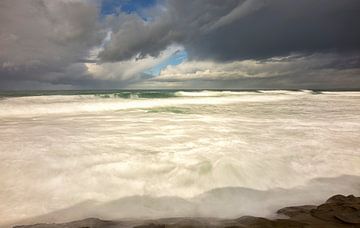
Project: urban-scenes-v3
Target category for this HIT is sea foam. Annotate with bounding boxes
[1,91,360,226]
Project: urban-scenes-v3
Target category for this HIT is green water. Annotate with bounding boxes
[0,89,336,99]
[145,106,192,114]
[0,90,179,98]
[94,91,177,99]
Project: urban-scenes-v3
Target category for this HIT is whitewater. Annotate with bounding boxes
[1,90,360,226]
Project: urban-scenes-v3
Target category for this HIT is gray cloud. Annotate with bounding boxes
[204,0,267,32]
[139,53,360,89]
[99,0,240,62]
[100,0,360,62]
[0,0,104,89]
[188,0,360,61]
[0,0,360,90]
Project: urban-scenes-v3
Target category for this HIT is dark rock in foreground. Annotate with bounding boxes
[13,218,117,228]
[14,194,360,228]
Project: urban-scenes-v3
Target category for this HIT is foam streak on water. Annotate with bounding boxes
[0,90,360,226]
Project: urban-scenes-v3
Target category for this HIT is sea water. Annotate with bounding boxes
[0,90,360,226]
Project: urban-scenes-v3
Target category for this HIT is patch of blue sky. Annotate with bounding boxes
[145,50,188,76]
[100,0,186,76]
[101,0,157,16]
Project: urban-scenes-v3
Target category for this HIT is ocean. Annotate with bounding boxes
[1,90,360,226]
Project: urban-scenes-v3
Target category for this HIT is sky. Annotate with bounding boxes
[0,0,360,90]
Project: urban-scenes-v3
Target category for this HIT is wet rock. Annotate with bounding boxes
[277,205,316,217]
[325,195,360,204]
[311,195,360,224]
[134,223,166,228]
[14,218,116,228]
[233,216,306,228]
[336,211,360,224]
[13,194,360,228]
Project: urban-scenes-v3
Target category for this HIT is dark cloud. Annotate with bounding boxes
[0,0,105,89]
[100,0,360,62]
[99,0,240,62]
[0,0,103,66]
[187,0,360,61]
[0,0,359,89]
[98,13,176,61]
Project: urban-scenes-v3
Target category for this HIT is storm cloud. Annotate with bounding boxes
[187,0,360,61]
[100,0,360,62]
[0,0,360,89]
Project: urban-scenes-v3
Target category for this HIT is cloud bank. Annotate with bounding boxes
[0,0,360,89]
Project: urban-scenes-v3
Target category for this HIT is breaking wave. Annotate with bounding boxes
[0,90,304,117]
[1,90,360,226]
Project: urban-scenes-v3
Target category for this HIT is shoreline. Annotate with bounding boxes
[13,194,360,228]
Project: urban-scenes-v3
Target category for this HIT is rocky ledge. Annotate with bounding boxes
[14,194,360,228]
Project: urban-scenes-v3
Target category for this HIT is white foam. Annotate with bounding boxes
[0,93,292,118]
[321,91,360,96]
[1,91,360,226]
[174,90,258,97]
[258,90,313,95]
